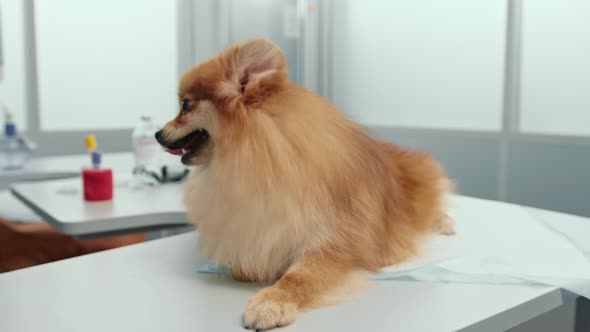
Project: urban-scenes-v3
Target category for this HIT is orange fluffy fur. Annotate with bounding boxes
[158,39,453,330]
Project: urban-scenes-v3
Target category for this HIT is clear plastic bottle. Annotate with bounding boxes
[131,115,161,184]
[0,109,32,171]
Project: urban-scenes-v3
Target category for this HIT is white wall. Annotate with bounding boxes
[35,0,178,131]
[520,0,590,137]
[0,0,27,130]
[330,0,506,131]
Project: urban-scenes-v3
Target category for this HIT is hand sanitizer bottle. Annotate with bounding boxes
[0,108,31,171]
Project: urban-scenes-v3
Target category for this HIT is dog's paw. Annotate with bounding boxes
[243,289,297,330]
[435,214,456,235]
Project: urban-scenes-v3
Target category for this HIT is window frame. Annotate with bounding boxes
[21,0,315,156]
[21,0,190,157]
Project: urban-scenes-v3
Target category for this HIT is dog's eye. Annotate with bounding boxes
[181,99,190,113]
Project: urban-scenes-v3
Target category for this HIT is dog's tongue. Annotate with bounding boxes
[166,148,183,156]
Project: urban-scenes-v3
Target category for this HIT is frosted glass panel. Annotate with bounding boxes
[35,0,178,131]
[189,0,302,84]
[331,0,506,130]
[520,0,590,136]
[0,0,27,130]
[229,0,300,83]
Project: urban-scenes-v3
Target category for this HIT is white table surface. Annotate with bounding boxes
[0,152,135,221]
[0,152,134,186]
[10,177,188,237]
[0,232,565,332]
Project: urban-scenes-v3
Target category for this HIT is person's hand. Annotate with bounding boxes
[78,232,146,254]
[0,218,146,273]
[0,218,82,272]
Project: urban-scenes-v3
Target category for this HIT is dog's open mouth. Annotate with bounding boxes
[165,129,210,159]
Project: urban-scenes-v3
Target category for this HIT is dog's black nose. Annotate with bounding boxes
[155,129,163,141]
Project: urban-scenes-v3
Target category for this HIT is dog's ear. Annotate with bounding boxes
[218,39,288,102]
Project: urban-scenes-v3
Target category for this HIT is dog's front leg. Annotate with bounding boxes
[243,252,353,330]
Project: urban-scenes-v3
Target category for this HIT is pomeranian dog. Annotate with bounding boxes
[155,39,454,330]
